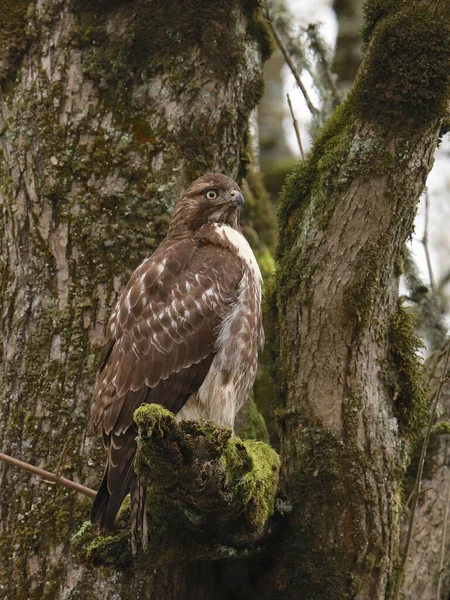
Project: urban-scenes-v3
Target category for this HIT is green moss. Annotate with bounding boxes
[244,1,274,61]
[276,98,391,254]
[384,300,428,439]
[0,0,32,84]
[278,425,379,599]
[76,405,279,566]
[276,102,371,299]
[355,2,450,132]
[343,390,364,439]
[265,278,287,411]
[433,421,450,435]
[72,520,132,568]
[239,397,270,444]
[220,437,278,529]
[361,0,398,44]
[135,404,280,537]
[134,403,177,437]
[135,403,279,499]
[344,241,388,331]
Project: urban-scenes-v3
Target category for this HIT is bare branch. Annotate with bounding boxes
[286,93,305,159]
[265,10,319,118]
[421,190,437,294]
[0,451,96,499]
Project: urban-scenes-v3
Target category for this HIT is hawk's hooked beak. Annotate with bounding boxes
[230,190,244,209]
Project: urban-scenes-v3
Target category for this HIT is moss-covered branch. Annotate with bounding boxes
[74,405,280,568]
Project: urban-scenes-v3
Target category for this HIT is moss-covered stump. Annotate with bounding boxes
[75,404,280,568]
[135,405,280,541]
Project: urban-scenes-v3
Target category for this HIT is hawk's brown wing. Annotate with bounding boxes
[91,237,242,528]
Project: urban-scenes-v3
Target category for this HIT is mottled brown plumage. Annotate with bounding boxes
[90,174,263,553]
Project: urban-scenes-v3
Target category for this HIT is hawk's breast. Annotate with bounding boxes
[176,224,263,428]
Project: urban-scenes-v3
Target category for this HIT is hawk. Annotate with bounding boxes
[90,173,263,552]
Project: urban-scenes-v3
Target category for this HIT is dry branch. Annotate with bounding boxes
[265,10,319,118]
[286,93,305,158]
[0,451,96,498]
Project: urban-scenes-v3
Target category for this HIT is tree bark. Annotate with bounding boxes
[0,1,272,598]
[3,1,450,599]
[268,1,450,598]
[401,366,450,599]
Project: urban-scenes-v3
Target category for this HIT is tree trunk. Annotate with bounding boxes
[3,1,450,599]
[0,1,271,598]
[401,372,450,599]
[268,1,450,598]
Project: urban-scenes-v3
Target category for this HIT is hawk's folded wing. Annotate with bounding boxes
[91,237,242,527]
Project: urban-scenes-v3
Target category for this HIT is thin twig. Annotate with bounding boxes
[422,190,437,294]
[436,464,450,599]
[393,340,450,600]
[0,451,96,498]
[266,12,319,118]
[286,93,305,159]
[405,485,433,508]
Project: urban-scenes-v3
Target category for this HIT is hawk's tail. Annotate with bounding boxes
[90,460,134,530]
[91,463,148,554]
[130,477,148,554]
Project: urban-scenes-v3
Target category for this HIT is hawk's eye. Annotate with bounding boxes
[204,189,218,200]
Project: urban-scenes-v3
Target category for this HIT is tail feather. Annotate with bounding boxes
[90,469,111,529]
[90,456,134,530]
[130,477,148,554]
[91,460,148,554]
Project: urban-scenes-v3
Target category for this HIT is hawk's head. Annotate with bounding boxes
[168,173,245,237]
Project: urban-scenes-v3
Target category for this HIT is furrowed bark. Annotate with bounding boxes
[401,358,450,599]
[0,1,273,598]
[267,1,450,598]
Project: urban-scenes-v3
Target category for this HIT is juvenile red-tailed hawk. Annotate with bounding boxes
[91,173,263,552]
